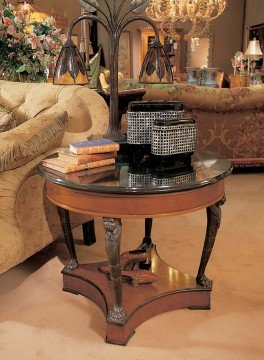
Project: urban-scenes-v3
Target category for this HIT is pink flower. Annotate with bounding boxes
[44,16,56,27]
[7,4,15,11]
[27,33,45,49]
[45,35,53,44]
[16,11,25,22]
[14,32,23,40]
[6,25,16,36]
[3,17,13,26]
[33,51,44,59]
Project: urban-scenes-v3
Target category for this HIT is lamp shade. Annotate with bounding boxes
[53,39,89,85]
[245,38,263,58]
[139,40,173,84]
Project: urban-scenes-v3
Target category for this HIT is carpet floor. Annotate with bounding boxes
[0,173,263,360]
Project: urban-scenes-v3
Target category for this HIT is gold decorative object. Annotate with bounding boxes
[16,0,67,31]
[146,0,227,41]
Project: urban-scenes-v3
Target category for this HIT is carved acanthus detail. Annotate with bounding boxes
[103,217,126,324]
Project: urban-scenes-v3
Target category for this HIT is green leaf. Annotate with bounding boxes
[37,75,46,83]
[16,64,26,73]
[3,9,15,20]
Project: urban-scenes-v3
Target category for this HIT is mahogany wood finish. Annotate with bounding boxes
[63,248,211,345]
[50,176,227,345]
[46,180,225,218]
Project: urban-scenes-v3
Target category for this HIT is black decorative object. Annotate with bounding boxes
[127,101,196,169]
[151,117,196,160]
[127,101,184,145]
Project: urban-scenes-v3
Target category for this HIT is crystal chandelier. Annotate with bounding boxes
[146,0,227,41]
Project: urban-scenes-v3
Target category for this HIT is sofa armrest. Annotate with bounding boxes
[0,111,67,172]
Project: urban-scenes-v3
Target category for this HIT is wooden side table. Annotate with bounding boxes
[38,151,232,345]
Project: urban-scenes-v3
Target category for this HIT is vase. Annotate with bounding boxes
[229,74,249,88]
[200,68,219,88]
[185,67,199,85]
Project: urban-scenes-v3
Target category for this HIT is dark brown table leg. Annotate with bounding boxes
[82,220,96,246]
[57,207,78,272]
[143,218,153,247]
[196,196,226,287]
[103,218,126,324]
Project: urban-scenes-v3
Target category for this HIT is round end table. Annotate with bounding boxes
[38,151,232,345]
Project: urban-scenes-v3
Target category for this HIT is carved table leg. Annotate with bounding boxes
[103,218,126,324]
[57,207,78,273]
[82,220,96,246]
[142,218,153,249]
[196,196,226,287]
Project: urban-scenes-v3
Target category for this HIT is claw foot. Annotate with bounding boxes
[196,275,212,288]
[107,305,126,324]
[62,260,78,273]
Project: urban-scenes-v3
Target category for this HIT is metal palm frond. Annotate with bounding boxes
[78,0,98,13]
[130,0,150,14]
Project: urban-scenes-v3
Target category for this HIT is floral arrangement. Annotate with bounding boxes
[0,0,63,82]
[231,51,248,75]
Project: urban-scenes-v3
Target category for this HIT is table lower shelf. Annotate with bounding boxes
[62,246,212,345]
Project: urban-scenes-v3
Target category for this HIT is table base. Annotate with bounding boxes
[62,246,211,345]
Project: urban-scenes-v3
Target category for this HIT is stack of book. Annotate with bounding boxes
[42,139,120,174]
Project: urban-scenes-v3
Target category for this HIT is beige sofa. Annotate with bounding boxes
[119,79,264,167]
[143,83,264,167]
[0,80,109,274]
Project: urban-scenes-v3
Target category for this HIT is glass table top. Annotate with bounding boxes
[38,151,232,195]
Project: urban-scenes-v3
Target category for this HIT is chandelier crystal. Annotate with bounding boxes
[146,0,227,41]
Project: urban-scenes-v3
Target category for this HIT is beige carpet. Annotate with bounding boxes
[0,173,263,360]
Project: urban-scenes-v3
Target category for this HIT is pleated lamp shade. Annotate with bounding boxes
[53,39,89,85]
[139,40,173,84]
[245,38,263,58]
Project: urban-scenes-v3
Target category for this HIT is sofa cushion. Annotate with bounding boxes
[0,105,16,132]
[0,111,67,172]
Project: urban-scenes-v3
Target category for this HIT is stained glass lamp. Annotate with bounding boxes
[139,39,173,84]
[53,39,89,85]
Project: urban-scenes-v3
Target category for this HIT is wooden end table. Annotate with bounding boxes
[38,151,232,345]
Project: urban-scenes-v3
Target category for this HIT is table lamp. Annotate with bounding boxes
[53,0,173,141]
[244,38,263,75]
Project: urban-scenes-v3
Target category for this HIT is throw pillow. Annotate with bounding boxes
[0,105,16,132]
[0,111,68,172]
